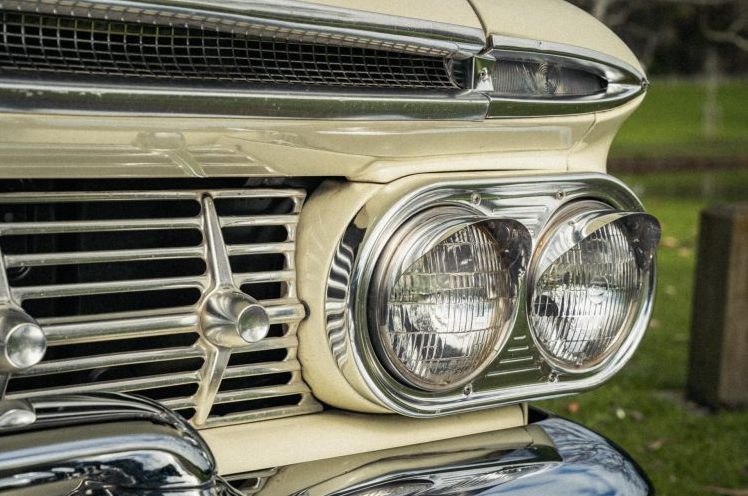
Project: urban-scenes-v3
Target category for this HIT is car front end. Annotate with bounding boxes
[0,1,659,494]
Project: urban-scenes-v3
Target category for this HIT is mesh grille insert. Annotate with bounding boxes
[0,10,466,90]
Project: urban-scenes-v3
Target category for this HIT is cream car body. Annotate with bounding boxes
[0,1,657,495]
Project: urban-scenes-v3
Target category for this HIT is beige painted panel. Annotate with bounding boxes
[202,405,525,474]
[0,113,594,180]
[469,0,644,73]
[568,95,645,173]
[260,426,534,496]
[303,0,483,30]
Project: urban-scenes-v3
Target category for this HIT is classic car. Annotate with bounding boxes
[0,0,661,495]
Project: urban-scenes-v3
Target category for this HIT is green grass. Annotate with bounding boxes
[610,79,748,159]
[537,169,748,496]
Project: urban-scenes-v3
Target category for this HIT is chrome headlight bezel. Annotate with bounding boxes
[368,207,531,392]
[527,200,660,375]
[324,174,659,416]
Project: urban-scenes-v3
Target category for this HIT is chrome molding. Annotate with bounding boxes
[0,1,648,119]
[259,410,651,496]
[1,189,322,428]
[481,35,649,118]
[325,174,653,416]
[224,468,278,496]
[0,0,485,57]
[0,82,490,121]
[0,393,242,495]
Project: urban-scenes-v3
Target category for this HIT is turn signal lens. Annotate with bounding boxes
[370,209,530,391]
[528,201,660,372]
[492,60,606,97]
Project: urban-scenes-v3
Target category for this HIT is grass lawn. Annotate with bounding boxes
[536,169,748,496]
[610,79,748,160]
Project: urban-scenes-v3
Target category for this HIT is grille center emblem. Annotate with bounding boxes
[201,291,270,347]
[198,195,270,347]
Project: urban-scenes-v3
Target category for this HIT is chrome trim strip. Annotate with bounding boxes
[0,4,647,119]
[0,82,490,121]
[155,0,486,55]
[482,35,649,118]
[325,174,653,416]
[1,0,485,57]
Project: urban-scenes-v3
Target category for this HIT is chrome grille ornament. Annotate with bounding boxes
[0,240,47,428]
[194,196,272,425]
[0,188,320,428]
[0,394,241,496]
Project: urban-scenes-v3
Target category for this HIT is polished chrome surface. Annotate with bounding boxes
[0,242,47,412]
[0,308,46,372]
[0,399,34,428]
[0,393,242,495]
[0,83,490,121]
[481,35,648,118]
[0,0,489,120]
[224,468,278,496]
[0,2,646,120]
[261,409,651,496]
[1,189,321,428]
[326,174,652,416]
[0,0,484,58]
[0,8,467,88]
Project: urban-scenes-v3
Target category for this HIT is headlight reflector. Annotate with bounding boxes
[528,201,660,372]
[370,209,530,391]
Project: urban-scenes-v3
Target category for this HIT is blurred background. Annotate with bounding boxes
[539,2,748,495]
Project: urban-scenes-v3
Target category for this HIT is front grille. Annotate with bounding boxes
[0,10,466,89]
[1,188,321,428]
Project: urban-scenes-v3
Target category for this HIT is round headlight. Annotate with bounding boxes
[369,209,530,391]
[528,201,660,373]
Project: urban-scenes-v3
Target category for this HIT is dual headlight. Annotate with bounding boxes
[367,198,659,394]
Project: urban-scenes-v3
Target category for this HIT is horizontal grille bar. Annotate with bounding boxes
[7,371,200,399]
[220,215,298,228]
[16,345,205,377]
[41,312,199,344]
[5,246,206,267]
[13,275,207,300]
[227,242,295,256]
[223,361,301,380]
[1,185,320,428]
[0,217,201,235]
[234,271,295,286]
[205,401,321,427]
[213,383,311,405]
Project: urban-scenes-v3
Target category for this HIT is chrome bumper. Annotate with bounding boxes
[244,407,653,496]
[0,394,237,496]
[0,395,652,496]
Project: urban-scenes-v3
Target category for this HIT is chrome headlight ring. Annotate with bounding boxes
[325,174,660,416]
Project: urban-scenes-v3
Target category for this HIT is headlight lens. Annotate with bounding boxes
[528,201,660,372]
[370,209,530,391]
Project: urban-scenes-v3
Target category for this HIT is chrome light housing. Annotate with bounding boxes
[528,201,660,373]
[318,174,661,416]
[369,208,530,391]
[475,36,648,118]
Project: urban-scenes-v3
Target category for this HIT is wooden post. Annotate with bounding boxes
[687,204,748,409]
